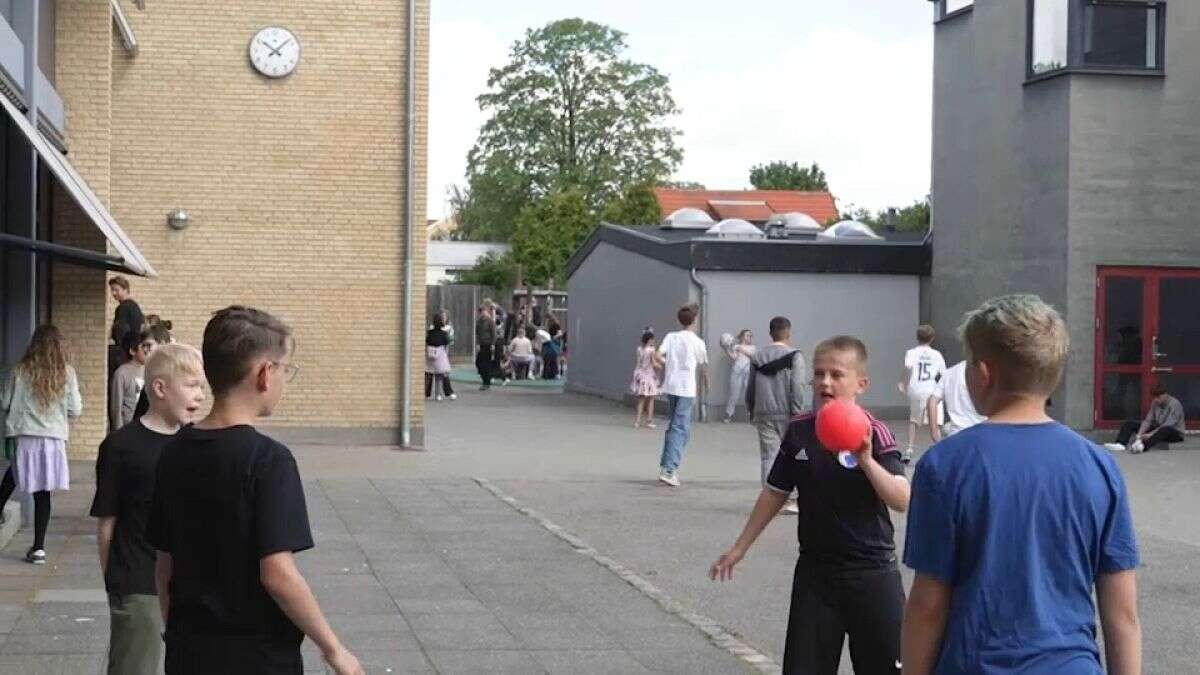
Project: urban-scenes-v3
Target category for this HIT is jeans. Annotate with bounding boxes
[725,364,751,419]
[659,395,695,473]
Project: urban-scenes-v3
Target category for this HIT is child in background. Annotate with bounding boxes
[721,329,756,423]
[0,325,83,564]
[900,324,946,462]
[91,344,206,675]
[902,295,1141,674]
[711,335,909,674]
[656,305,708,487]
[110,329,158,431]
[630,329,661,429]
[425,314,455,401]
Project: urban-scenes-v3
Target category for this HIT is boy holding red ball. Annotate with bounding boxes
[711,335,910,674]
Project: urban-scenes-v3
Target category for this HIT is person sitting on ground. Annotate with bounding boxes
[146,306,363,675]
[110,330,159,432]
[1105,384,1185,454]
[91,344,206,675]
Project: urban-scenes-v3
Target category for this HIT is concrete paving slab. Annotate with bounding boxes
[530,649,653,675]
[425,649,546,674]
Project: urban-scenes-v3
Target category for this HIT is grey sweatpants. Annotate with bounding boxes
[755,417,791,486]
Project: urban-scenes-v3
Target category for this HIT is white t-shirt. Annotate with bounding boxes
[905,345,947,397]
[658,330,708,398]
[935,361,986,429]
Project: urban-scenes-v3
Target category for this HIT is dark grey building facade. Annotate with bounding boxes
[928,0,1197,430]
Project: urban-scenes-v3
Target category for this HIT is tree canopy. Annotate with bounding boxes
[748,161,829,191]
[601,183,661,226]
[455,18,682,241]
[509,189,596,286]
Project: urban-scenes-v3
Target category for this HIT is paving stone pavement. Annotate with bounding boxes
[0,470,754,674]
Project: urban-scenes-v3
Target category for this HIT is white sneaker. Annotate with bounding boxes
[658,470,681,487]
[782,501,799,515]
[902,447,914,464]
[1103,443,1126,453]
[1130,438,1145,454]
[448,394,457,401]
[435,394,444,402]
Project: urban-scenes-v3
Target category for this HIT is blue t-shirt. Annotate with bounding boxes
[903,422,1139,674]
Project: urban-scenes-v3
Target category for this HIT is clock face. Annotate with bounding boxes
[249,26,300,78]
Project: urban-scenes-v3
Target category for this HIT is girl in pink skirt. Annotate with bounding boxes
[0,325,81,564]
[630,329,663,429]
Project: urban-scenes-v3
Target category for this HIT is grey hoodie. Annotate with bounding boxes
[750,344,807,419]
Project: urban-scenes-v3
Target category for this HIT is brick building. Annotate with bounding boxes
[0,1,429,457]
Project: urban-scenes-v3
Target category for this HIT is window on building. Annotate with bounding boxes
[1084,1,1161,69]
[935,0,974,20]
[1031,0,1070,74]
[1028,0,1166,79]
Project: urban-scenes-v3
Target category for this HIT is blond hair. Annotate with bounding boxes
[958,294,1068,395]
[18,325,68,409]
[145,343,204,389]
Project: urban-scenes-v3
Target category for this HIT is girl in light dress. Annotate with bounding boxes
[721,329,757,423]
[0,325,82,564]
[630,329,663,429]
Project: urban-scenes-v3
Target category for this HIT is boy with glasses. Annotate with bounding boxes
[146,306,357,675]
[110,330,159,431]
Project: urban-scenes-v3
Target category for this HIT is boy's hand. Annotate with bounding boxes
[854,434,875,462]
[709,549,744,582]
[897,382,906,394]
[324,646,364,675]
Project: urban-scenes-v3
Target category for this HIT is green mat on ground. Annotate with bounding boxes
[448,367,564,389]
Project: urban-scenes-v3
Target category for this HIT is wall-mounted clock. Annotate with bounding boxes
[249,26,300,78]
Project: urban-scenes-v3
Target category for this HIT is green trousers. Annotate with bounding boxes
[108,593,163,675]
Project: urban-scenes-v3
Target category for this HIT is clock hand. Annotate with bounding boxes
[274,37,293,54]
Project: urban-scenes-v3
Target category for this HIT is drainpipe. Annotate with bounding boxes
[689,249,709,423]
[400,0,417,447]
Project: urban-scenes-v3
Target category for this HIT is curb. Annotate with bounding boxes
[473,477,781,674]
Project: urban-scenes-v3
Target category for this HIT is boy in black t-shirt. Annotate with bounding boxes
[92,343,206,675]
[146,307,362,675]
[711,335,911,674]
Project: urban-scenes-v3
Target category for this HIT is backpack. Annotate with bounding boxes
[746,350,801,419]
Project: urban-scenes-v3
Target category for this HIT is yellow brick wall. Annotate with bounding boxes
[49,1,428,449]
[53,0,113,459]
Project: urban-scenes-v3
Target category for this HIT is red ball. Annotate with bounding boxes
[815,400,871,452]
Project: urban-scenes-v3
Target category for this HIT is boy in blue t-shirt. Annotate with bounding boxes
[901,295,1141,674]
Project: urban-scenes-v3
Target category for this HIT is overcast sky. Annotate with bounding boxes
[428,1,934,220]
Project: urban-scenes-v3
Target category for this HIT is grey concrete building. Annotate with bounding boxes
[927,0,1197,431]
[565,217,930,421]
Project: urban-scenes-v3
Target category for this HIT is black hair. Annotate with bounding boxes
[640,328,655,346]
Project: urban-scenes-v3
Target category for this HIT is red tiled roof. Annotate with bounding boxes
[654,188,839,224]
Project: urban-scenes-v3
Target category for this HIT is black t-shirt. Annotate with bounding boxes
[146,425,314,652]
[111,298,145,346]
[766,412,906,572]
[89,419,175,596]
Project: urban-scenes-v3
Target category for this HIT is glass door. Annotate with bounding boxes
[1096,267,1200,429]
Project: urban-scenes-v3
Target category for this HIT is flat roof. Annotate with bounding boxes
[566,223,931,278]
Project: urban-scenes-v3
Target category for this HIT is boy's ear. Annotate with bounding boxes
[254,361,271,393]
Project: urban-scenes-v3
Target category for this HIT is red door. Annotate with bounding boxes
[1096,267,1200,429]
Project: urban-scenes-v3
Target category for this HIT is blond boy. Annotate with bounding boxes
[711,336,909,674]
[92,344,206,675]
[902,295,1141,674]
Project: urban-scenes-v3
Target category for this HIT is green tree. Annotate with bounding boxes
[831,198,931,233]
[659,180,706,190]
[892,198,931,232]
[458,18,682,237]
[510,189,596,285]
[601,183,661,226]
[749,161,829,191]
[454,250,518,290]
